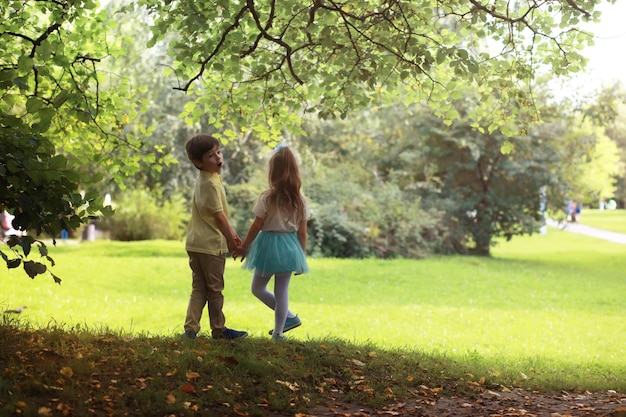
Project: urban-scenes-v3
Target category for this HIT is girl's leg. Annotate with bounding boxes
[251,271,274,309]
[272,271,292,336]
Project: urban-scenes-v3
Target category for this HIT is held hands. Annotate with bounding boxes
[231,245,247,262]
[228,232,243,258]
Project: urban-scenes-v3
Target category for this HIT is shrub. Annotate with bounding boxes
[102,189,187,241]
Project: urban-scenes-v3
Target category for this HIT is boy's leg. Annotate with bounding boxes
[184,252,209,334]
[196,253,227,338]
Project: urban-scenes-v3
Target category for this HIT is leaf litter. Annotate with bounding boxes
[0,325,624,416]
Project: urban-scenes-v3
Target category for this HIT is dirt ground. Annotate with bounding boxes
[305,388,626,417]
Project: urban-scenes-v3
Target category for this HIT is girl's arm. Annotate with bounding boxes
[232,216,264,261]
[241,216,264,248]
[297,219,307,252]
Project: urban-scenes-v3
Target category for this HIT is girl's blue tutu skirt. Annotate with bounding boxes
[243,231,309,276]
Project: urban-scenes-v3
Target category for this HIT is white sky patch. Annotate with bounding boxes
[577,1,626,89]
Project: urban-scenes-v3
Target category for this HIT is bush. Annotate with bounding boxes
[102,189,187,241]
[307,202,368,258]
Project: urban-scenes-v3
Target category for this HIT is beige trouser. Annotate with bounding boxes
[184,252,226,338]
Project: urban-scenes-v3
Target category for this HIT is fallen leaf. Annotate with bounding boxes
[218,355,239,365]
[276,380,299,392]
[232,408,250,416]
[38,407,53,416]
[59,367,73,378]
[165,394,176,404]
[349,359,366,367]
[181,384,196,394]
[185,371,200,381]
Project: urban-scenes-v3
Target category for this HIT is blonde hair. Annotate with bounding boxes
[267,146,305,220]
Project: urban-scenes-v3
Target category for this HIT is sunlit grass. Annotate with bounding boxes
[579,208,626,234]
[2,227,625,392]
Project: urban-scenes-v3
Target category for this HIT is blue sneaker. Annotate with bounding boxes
[215,328,248,340]
[180,331,197,340]
[269,315,301,335]
[271,334,286,342]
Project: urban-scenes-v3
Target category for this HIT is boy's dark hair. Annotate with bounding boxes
[185,134,220,167]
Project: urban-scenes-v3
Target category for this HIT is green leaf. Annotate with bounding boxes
[17,55,33,72]
[500,141,515,155]
[23,261,47,279]
[7,258,22,269]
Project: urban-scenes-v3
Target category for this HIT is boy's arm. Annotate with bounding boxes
[213,210,238,252]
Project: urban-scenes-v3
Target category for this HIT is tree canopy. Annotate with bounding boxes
[1,0,139,280]
[1,0,624,279]
[138,0,611,142]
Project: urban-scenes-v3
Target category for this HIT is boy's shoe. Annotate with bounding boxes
[215,328,248,340]
[180,331,198,340]
[269,315,301,335]
[271,334,286,342]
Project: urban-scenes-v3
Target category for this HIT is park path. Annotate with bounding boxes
[546,219,626,244]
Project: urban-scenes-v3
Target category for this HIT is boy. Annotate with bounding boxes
[182,134,248,340]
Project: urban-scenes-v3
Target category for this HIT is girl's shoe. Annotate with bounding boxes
[269,315,302,335]
[271,334,286,342]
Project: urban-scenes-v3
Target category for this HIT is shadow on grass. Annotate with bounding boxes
[1,319,624,416]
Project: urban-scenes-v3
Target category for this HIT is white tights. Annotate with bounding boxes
[251,271,294,336]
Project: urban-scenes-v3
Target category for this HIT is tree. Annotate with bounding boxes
[573,119,624,206]
[1,0,142,281]
[602,94,626,207]
[138,0,610,140]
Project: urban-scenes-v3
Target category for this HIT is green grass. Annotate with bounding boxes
[4,233,625,362]
[579,208,626,234]
[1,228,625,401]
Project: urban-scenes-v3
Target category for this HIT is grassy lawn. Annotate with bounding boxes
[2,228,625,415]
[2,225,625,393]
[579,208,626,234]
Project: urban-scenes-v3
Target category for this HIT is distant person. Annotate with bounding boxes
[181,134,247,340]
[1,210,11,239]
[567,200,576,222]
[607,199,617,210]
[233,145,310,341]
[574,201,582,222]
[1,210,23,241]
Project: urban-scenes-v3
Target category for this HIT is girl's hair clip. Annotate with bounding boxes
[274,143,288,153]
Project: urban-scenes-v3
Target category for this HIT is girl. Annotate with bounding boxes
[233,145,309,341]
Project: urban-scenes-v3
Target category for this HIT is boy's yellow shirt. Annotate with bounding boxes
[185,171,229,255]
